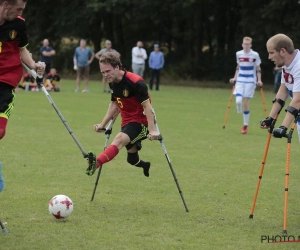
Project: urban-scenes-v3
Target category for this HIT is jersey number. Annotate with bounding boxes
[117,98,123,108]
[0,42,2,53]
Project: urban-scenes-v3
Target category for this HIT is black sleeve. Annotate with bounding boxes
[17,18,28,48]
[135,81,149,103]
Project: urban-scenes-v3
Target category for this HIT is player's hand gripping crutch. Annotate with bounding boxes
[90,116,118,202]
[151,109,189,212]
[22,62,96,169]
[0,219,8,233]
[260,86,268,117]
[222,84,235,129]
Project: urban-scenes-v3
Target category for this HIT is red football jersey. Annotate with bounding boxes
[0,16,28,87]
[109,71,151,127]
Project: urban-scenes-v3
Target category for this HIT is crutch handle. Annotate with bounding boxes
[147,134,163,140]
[105,128,112,135]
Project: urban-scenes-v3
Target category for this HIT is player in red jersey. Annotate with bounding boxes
[86,52,160,177]
[0,0,45,191]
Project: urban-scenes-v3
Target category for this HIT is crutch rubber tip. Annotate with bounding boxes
[249,214,253,219]
[223,126,225,129]
[282,230,287,235]
[2,228,8,233]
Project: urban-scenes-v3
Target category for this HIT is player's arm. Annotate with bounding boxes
[20,47,45,74]
[229,64,239,83]
[94,101,119,132]
[260,84,288,129]
[142,100,160,140]
[256,65,263,86]
[279,91,300,128]
[142,100,155,132]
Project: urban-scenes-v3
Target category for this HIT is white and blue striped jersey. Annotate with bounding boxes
[236,49,261,84]
[281,50,300,99]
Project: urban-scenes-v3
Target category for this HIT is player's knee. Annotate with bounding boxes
[236,95,242,105]
[127,152,139,165]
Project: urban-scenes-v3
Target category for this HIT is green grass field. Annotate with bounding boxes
[1,80,300,249]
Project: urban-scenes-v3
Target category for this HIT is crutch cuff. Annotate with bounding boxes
[272,97,285,108]
[285,106,299,118]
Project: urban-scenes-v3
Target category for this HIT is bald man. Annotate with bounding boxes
[260,34,300,138]
[39,38,56,74]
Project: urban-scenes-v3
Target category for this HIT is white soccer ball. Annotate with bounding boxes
[48,194,74,219]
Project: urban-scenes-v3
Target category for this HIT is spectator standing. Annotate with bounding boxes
[39,39,55,74]
[132,41,147,77]
[73,39,94,93]
[95,40,120,93]
[148,44,164,91]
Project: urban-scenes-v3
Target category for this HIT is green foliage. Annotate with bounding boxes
[22,0,300,82]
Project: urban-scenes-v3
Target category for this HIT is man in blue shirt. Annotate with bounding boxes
[148,44,164,91]
[73,39,94,93]
[39,39,56,74]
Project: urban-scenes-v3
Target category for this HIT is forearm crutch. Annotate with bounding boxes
[222,84,235,129]
[0,219,8,233]
[91,117,117,202]
[260,87,268,117]
[249,110,282,219]
[152,109,189,212]
[22,62,95,165]
[282,115,298,234]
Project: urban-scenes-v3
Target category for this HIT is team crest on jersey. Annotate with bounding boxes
[9,30,17,40]
[123,89,129,97]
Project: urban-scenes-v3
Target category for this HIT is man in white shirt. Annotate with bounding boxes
[132,41,147,77]
[260,34,300,139]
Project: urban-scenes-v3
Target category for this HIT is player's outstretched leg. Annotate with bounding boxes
[127,152,150,177]
[0,162,4,192]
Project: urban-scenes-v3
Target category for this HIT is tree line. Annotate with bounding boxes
[23,0,300,83]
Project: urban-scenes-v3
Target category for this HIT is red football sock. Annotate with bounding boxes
[0,117,8,140]
[96,145,119,167]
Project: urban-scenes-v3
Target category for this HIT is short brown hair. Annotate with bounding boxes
[267,34,294,54]
[99,52,122,68]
